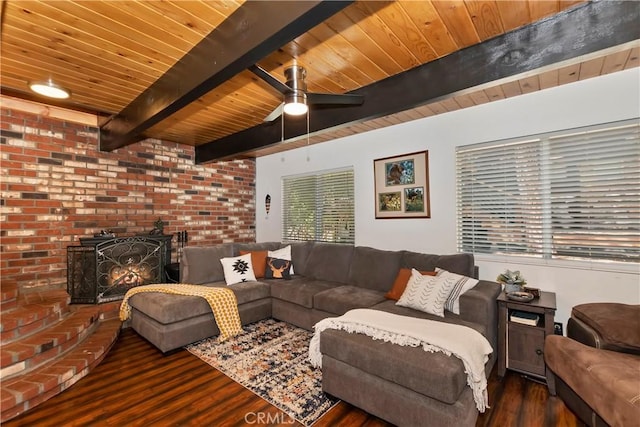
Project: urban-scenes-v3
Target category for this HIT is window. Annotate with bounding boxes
[282,168,355,243]
[456,120,640,263]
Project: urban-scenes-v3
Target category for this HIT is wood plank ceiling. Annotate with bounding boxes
[1,1,638,162]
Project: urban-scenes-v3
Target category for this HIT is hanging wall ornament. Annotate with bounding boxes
[265,194,271,215]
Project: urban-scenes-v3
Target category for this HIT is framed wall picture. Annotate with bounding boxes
[374,150,430,219]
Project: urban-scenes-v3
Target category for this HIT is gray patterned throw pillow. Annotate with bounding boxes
[396,268,458,317]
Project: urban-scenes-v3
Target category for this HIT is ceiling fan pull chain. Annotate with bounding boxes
[281,108,285,162]
[306,108,310,162]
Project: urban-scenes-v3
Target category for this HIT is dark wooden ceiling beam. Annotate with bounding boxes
[196,0,639,163]
[99,0,354,152]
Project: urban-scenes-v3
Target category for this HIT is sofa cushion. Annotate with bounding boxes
[290,241,315,276]
[320,328,467,404]
[371,300,487,338]
[304,243,354,283]
[269,277,341,308]
[571,303,640,354]
[400,251,439,271]
[229,281,271,303]
[347,246,403,292]
[128,282,270,324]
[234,242,281,255]
[181,244,234,284]
[401,251,475,278]
[314,285,386,315]
[545,335,640,427]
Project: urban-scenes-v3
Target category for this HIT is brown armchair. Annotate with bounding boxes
[544,303,640,427]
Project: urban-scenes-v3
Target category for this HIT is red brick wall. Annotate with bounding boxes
[1,107,256,292]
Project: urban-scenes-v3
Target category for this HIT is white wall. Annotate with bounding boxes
[256,68,640,327]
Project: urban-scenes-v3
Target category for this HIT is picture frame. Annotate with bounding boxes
[374,150,430,219]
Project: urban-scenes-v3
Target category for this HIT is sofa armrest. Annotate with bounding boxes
[458,281,501,351]
[569,303,640,356]
[568,317,640,356]
[567,317,603,349]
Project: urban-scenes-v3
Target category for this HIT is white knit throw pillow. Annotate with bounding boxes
[436,268,480,315]
[396,268,458,317]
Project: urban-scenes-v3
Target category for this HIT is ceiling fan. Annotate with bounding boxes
[249,64,364,122]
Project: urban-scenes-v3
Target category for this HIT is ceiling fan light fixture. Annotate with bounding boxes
[29,80,71,99]
[283,91,308,116]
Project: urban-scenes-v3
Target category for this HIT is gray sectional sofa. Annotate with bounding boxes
[126,241,501,426]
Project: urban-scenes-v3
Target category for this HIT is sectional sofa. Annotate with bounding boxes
[126,241,501,426]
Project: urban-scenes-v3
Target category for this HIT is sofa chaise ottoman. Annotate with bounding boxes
[127,243,277,352]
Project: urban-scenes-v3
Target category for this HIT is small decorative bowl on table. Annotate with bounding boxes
[506,291,535,302]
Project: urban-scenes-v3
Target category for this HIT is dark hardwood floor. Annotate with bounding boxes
[5,327,581,427]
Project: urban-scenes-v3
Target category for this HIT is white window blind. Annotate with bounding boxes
[282,168,354,243]
[456,120,640,263]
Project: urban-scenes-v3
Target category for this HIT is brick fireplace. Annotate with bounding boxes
[1,98,256,295]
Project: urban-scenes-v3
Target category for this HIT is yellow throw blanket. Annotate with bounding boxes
[119,283,243,341]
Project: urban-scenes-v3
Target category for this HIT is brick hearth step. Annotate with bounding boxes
[1,289,70,344]
[0,306,102,378]
[0,283,19,311]
[0,318,121,423]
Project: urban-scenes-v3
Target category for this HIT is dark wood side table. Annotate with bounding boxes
[497,290,557,381]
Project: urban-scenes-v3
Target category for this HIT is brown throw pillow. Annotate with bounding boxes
[239,250,268,278]
[385,268,436,301]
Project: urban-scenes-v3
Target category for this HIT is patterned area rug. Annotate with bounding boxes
[185,319,339,426]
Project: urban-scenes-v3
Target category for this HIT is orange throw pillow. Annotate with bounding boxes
[385,268,436,301]
[239,250,268,278]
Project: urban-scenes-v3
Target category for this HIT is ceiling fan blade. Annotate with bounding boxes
[249,64,291,95]
[307,92,363,106]
[263,102,284,122]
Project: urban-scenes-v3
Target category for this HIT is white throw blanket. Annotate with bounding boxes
[309,309,493,412]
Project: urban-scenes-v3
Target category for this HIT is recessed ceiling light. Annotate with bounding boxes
[29,80,71,99]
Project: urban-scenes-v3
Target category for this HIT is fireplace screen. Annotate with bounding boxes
[67,236,168,304]
[95,237,165,302]
[67,246,98,304]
